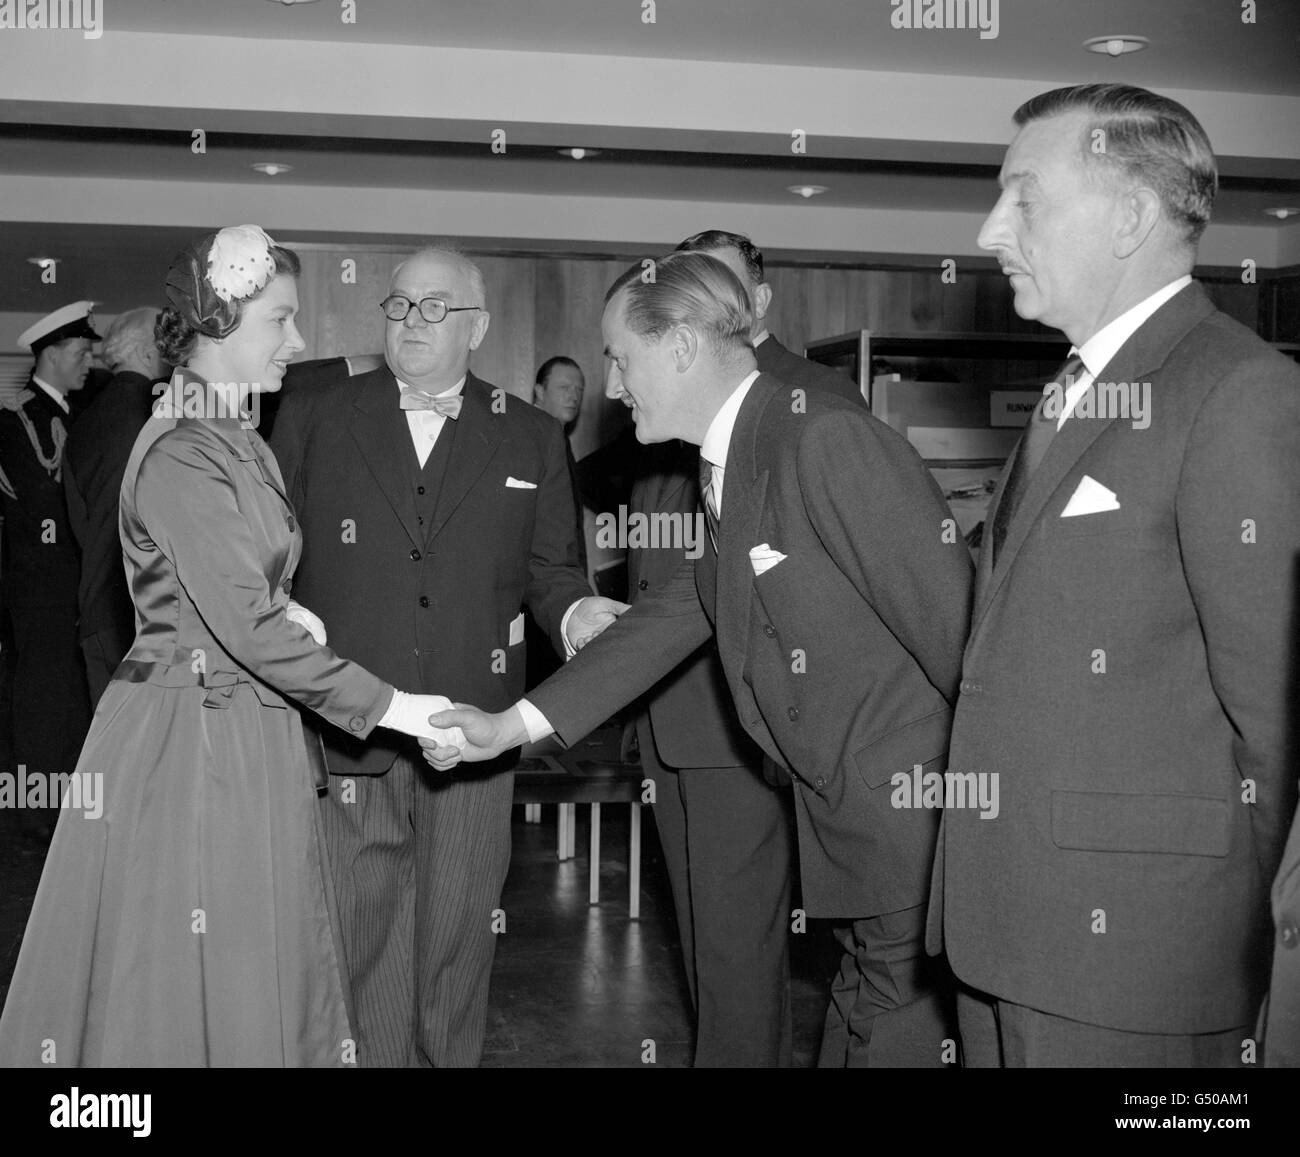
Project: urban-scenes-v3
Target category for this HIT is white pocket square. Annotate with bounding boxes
[505,477,537,489]
[508,612,525,646]
[749,543,787,576]
[1061,474,1121,518]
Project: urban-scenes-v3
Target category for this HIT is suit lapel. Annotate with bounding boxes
[426,373,505,544]
[971,282,1216,641]
[349,368,424,550]
[714,377,775,678]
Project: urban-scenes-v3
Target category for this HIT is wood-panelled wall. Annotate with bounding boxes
[293,247,1263,463]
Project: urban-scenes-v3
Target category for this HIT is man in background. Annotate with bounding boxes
[532,356,585,434]
[0,302,98,838]
[63,306,167,703]
[675,230,864,408]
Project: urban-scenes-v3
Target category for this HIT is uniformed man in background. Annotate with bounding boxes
[0,301,98,841]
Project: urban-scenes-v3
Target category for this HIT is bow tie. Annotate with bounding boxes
[399,390,462,419]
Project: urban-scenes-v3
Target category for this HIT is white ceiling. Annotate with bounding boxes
[103,0,1300,95]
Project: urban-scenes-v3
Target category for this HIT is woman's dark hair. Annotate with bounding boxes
[155,244,300,365]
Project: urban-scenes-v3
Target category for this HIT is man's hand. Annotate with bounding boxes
[564,596,631,652]
[419,703,529,766]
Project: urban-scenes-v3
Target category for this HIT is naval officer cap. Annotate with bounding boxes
[18,301,102,356]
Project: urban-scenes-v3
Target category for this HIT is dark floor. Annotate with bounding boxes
[0,801,837,1067]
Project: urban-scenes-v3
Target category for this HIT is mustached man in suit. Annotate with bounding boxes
[926,83,1300,1067]
[63,307,169,705]
[676,229,864,409]
[271,247,623,1067]
[427,251,974,1066]
[0,302,98,839]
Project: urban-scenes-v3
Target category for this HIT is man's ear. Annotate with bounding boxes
[1114,187,1161,259]
[752,281,773,324]
[671,322,700,372]
[469,310,491,351]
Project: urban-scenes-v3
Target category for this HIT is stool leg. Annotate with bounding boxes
[589,802,601,905]
[629,802,641,920]
[557,802,571,860]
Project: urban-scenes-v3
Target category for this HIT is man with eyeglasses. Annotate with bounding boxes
[271,246,623,1067]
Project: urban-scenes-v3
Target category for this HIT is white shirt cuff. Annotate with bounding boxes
[558,598,585,659]
[516,698,556,744]
[377,688,402,729]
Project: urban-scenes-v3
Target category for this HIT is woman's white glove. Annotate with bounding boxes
[379,691,467,751]
[286,599,327,645]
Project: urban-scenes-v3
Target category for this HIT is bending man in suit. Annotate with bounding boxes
[928,83,1300,1067]
[63,306,168,704]
[271,247,622,1067]
[675,229,864,408]
[427,251,974,1066]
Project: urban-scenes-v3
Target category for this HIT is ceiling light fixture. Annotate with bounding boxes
[26,256,58,268]
[252,162,294,176]
[1264,207,1299,220]
[558,148,601,160]
[264,1,320,6]
[1084,34,1150,57]
[788,185,828,199]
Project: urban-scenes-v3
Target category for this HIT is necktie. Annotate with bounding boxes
[399,390,463,419]
[991,354,1085,561]
[698,454,720,550]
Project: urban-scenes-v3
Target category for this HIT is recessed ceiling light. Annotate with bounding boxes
[1084,35,1150,57]
[252,162,294,176]
[1264,207,1299,219]
[558,148,601,160]
[787,185,828,199]
[26,256,57,268]
[264,0,320,6]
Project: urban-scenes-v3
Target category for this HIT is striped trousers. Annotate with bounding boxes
[320,753,514,1067]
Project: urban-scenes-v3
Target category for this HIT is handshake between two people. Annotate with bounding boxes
[365,595,630,771]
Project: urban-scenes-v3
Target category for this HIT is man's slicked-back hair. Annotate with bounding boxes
[392,244,487,309]
[536,355,581,387]
[675,229,765,286]
[606,252,754,360]
[1014,83,1218,247]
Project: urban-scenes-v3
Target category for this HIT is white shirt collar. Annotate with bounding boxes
[701,369,761,472]
[753,330,770,348]
[1075,275,1192,378]
[31,375,70,414]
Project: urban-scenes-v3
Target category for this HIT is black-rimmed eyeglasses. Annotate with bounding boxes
[380,296,484,324]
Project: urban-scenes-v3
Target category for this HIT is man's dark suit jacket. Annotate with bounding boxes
[270,368,592,779]
[62,371,157,656]
[529,373,973,917]
[631,439,759,770]
[928,283,1300,1035]
[756,334,864,409]
[0,378,79,609]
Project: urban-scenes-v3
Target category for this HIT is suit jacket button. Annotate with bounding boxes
[764,624,776,637]
[419,596,429,608]
[814,775,826,790]
[349,716,366,732]
[282,580,291,594]
[286,514,296,531]
[1282,921,1299,949]
[787,706,799,721]
[638,579,649,591]
[409,548,421,561]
